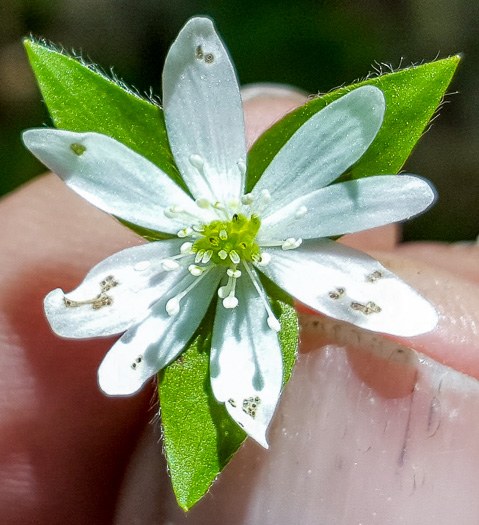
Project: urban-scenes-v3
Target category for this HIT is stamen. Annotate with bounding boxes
[180,242,194,254]
[196,198,211,209]
[195,250,205,264]
[161,259,180,271]
[202,250,213,264]
[257,252,271,266]
[218,285,229,299]
[282,238,302,250]
[134,261,150,272]
[267,316,281,332]
[164,206,202,224]
[237,160,247,178]
[189,154,204,170]
[188,155,217,203]
[164,205,185,218]
[295,205,307,219]
[177,227,194,238]
[223,294,238,309]
[259,189,271,206]
[218,250,228,260]
[166,298,180,316]
[243,262,281,332]
[159,250,195,272]
[219,229,228,240]
[165,268,213,316]
[218,266,242,308]
[229,250,240,264]
[188,265,205,277]
[241,193,254,205]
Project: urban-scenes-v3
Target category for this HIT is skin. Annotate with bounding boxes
[1,87,478,524]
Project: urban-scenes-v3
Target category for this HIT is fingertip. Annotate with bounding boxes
[241,83,309,146]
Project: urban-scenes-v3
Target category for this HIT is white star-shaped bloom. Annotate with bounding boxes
[22,17,438,447]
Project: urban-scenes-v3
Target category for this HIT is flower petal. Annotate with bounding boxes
[252,86,385,216]
[210,269,283,448]
[98,266,223,396]
[162,17,246,203]
[44,239,189,338]
[259,175,436,241]
[257,240,438,337]
[22,129,206,233]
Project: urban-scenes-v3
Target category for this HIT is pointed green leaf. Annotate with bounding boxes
[159,285,298,511]
[247,55,461,191]
[24,39,185,192]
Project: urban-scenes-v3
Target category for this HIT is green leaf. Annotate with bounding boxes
[23,38,186,195]
[159,286,298,511]
[247,55,461,191]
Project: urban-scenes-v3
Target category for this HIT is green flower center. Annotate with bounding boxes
[193,213,261,266]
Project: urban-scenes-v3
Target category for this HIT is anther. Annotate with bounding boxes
[134,261,150,272]
[242,261,281,332]
[219,230,228,240]
[259,189,271,206]
[189,154,205,170]
[223,294,239,309]
[227,268,242,278]
[241,193,253,205]
[218,250,228,260]
[195,250,205,264]
[295,206,307,219]
[282,238,302,250]
[180,242,194,254]
[229,250,240,264]
[257,253,271,266]
[164,205,185,218]
[201,250,213,264]
[237,160,247,177]
[196,198,211,209]
[177,227,193,238]
[166,298,180,316]
[188,265,205,277]
[267,316,281,332]
[161,259,179,271]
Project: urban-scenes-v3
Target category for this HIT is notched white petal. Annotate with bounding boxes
[98,267,222,396]
[253,86,386,218]
[260,174,436,241]
[44,240,188,338]
[210,271,283,447]
[22,129,205,233]
[257,240,438,337]
[163,17,246,203]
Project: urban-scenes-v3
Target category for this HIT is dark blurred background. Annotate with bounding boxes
[0,0,477,241]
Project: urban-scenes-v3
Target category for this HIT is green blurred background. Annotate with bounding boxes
[0,0,477,241]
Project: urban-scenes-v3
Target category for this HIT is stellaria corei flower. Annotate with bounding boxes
[22,17,438,447]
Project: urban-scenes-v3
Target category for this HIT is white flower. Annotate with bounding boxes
[22,17,438,448]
